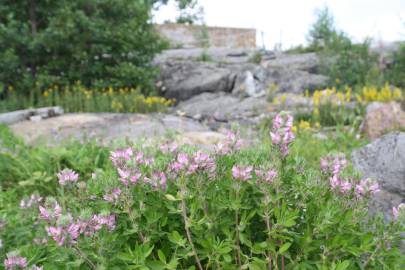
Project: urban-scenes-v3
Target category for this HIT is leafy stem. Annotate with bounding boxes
[180,184,203,270]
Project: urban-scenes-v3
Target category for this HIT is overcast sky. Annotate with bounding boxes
[153,0,405,49]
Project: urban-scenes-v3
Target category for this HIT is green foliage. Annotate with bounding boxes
[196,50,211,62]
[385,42,405,87]
[307,6,336,51]
[306,7,379,87]
[0,0,168,96]
[249,51,263,64]
[0,125,404,269]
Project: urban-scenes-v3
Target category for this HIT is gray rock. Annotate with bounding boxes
[0,106,64,125]
[154,48,271,64]
[175,92,270,125]
[351,132,405,219]
[159,60,236,101]
[10,113,210,145]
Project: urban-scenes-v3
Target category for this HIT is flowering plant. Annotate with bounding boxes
[1,113,404,269]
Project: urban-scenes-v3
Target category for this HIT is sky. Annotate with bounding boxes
[153,0,405,50]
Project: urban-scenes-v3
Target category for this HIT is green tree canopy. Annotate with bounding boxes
[0,0,196,95]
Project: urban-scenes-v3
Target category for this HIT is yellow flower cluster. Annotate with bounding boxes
[37,82,175,113]
[312,87,352,107]
[291,120,319,134]
[144,96,175,107]
[358,84,402,103]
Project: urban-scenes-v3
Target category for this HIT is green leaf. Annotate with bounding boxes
[335,260,350,270]
[157,249,166,263]
[279,242,292,254]
[165,194,177,201]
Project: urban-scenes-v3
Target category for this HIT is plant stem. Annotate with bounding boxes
[74,246,97,270]
[264,197,272,270]
[181,195,203,270]
[235,189,242,269]
[281,255,285,270]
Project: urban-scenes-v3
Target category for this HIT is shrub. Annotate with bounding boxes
[1,114,404,269]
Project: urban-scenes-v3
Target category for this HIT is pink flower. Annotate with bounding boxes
[103,188,121,203]
[232,165,253,181]
[144,171,167,190]
[160,142,178,154]
[20,194,42,209]
[255,169,277,185]
[46,226,66,246]
[215,131,243,155]
[4,253,27,270]
[392,203,405,220]
[340,181,352,193]
[272,114,283,130]
[270,132,281,145]
[110,148,133,166]
[39,200,62,222]
[57,169,79,186]
[270,113,295,157]
[355,178,380,197]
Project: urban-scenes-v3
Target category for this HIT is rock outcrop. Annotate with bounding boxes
[155,48,329,102]
[351,132,405,219]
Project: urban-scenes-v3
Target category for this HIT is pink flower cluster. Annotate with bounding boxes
[321,154,380,197]
[160,141,178,154]
[46,220,80,246]
[4,254,27,270]
[103,188,122,204]
[110,147,133,167]
[255,168,278,185]
[320,154,347,175]
[20,194,42,209]
[39,198,115,246]
[110,148,167,190]
[232,165,253,181]
[39,200,62,222]
[57,168,79,186]
[215,131,243,155]
[78,214,116,237]
[393,203,405,220]
[168,151,216,178]
[270,113,295,157]
[355,178,380,197]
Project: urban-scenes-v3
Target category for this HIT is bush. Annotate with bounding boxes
[1,114,404,269]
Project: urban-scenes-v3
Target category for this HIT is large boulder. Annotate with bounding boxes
[351,132,405,219]
[361,102,405,140]
[158,60,236,101]
[174,92,271,127]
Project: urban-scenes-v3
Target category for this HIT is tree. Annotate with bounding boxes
[307,6,379,86]
[307,6,337,51]
[0,0,196,95]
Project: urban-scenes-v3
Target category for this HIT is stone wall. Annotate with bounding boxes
[155,23,256,49]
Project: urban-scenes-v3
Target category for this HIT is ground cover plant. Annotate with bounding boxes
[1,113,405,270]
